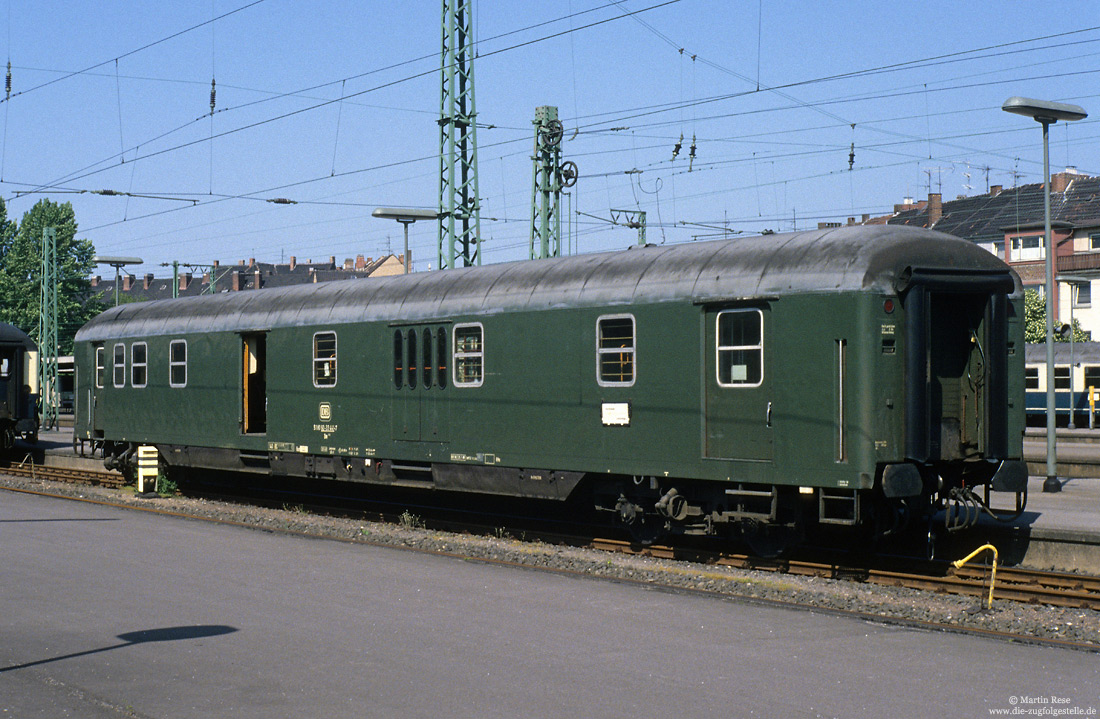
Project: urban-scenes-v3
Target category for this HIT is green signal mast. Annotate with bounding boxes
[438,0,481,269]
[529,106,578,260]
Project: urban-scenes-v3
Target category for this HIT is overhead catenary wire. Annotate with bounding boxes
[15,13,1096,208]
[0,0,269,106]
[16,6,1100,268]
[9,0,685,202]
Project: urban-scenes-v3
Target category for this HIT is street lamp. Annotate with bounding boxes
[93,256,144,307]
[371,208,440,274]
[1002,96,1088,493]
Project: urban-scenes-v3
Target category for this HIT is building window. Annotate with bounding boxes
[453,323,484,387]
[1074,282,1092,307]
[313,332,337,387]
[169,340,187,388]
[1025,366,1039,390]
[1010,235,1044,262]
[131,342,148,388]
[113,344,126,388]
[1090,233,1100,251]
[717,309,763,387]
[95,346,105,389]
[597,315,636,386]
[981,240,1005,258]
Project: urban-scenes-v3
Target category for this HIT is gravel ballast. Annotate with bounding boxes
[3,474,1098,650]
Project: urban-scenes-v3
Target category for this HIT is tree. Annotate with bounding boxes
[1023,287,1090,344]
[0,199,102,354]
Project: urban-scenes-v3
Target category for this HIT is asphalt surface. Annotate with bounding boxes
[2,489,1098,718]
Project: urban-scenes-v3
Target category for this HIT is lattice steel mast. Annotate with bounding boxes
[37,227,59,430]
[528,106,577,259]
[438,0,481,269]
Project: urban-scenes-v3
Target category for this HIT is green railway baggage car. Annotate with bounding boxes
[74,225,1027,546]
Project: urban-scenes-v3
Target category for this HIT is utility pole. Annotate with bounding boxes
[529,106,578,259]
[37,227,58,431]
[438,0,481,269]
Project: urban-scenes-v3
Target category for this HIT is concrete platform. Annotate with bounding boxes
[11,426,103,472]
[20,427,1100,572]
[966,475,1100,573]
[1025,428,1100,477]
[3,489,1098,718]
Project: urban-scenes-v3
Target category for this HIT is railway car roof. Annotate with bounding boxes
[0,322,35,348]
[1025,342,1100,364]
[76,225,1018,341]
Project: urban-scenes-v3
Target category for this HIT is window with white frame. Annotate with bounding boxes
[169,340,187,387]
[597,315,636,386]
[1085,366,1100,394]
[1010,235,1044,262]
[981,240,1005,258]
[95,346,105,389]
[453,323,484,387]
[313,332,337,387]
[130,342,148,388]
[1074,282,1092,307]
[112,344,126,388]
[716,309,763,387]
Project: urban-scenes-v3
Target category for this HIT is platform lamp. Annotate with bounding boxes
[1002,97,1088,493]
[93,256,144,307]
[371,208,440,274]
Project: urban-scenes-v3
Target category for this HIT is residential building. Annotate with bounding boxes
[881,171,1100,335]
[90,253,407,304]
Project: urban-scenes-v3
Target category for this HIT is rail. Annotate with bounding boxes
[590,538,1100,611]
[2,460,126,488]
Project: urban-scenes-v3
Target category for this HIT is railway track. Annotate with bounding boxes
[590,538,1100,611]
[1,461,126,488]
[5,463,1100,612]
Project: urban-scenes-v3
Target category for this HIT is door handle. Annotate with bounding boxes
[766,401,773,428]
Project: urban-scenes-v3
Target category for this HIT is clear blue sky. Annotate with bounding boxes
[2,1,1098,273]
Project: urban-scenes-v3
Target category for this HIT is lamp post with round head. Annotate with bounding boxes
[1002,97,1087,493]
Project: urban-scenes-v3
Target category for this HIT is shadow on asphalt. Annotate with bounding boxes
[0,625,238,673]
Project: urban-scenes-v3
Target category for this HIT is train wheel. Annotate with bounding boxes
[740,518,799,558]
